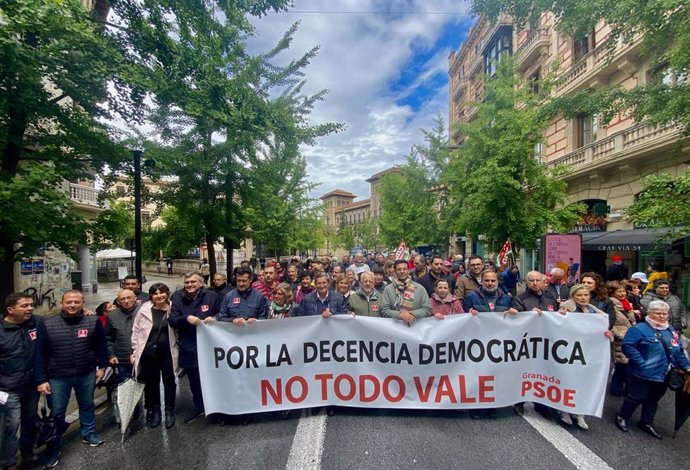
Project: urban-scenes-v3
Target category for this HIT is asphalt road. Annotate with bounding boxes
[52,376,690,470]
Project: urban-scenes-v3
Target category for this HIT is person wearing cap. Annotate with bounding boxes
[630,272,649,291]
[604,255,628,282]
[641,279,686,332]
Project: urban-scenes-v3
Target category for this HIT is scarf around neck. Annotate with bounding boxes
[645,316,669,330]
[393,277,416,313]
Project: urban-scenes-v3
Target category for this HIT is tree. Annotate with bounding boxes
[0,0,139,297]
[627,172,690,240]
[473,0,690,132]
[337,225,356,252]
[378,119,452,249]
[89,201,135,252]
[443,59,583,251]
[354,217,380,251]
[109,2,342,277]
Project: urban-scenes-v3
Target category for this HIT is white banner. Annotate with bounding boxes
[197,312,610,416]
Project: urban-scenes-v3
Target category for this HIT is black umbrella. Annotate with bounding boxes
[673,376,690,438]
[32,396,57,451]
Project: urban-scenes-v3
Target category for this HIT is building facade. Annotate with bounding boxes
[448,12,689,278]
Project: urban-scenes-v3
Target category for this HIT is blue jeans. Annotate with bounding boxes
[49,372,97,446]
[0,389,38,467]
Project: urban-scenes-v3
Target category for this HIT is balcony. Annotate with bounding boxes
[515,28,550,71]
[468,52,483,76]
[555,34,644,96]
[547,122,684,177]
[70,183,106,215]
[452,77,467,101]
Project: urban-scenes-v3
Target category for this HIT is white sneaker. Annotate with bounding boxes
[558,412,573,426]
[574,415,589,430]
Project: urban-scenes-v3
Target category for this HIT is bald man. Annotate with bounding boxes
[545,268,569,306]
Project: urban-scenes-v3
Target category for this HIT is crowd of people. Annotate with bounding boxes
[1,252,689,469]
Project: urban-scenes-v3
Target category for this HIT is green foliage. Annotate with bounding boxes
[627,172,690,239]
[378,122,450,249]
[337,225,357,251]
[141,207,205,261]
[473,0,690,133]
[89,201,135,252]
[443,59,584,251]
[109,2,342,270]
[0,0,134,289]
[353,217,380,250]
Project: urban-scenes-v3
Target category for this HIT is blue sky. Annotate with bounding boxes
[248,1,473,201]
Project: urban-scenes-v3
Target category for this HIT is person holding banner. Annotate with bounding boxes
[462,270,516,316]
[294,273,347,318]
[168,272,221,424]
[512,271,558,314]
[380,259,431,326]
[616,300,690,439]
[347,272,382,317]
[558,284,613,430]
[215,267,268,325]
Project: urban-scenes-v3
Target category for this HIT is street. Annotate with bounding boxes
[53,375,689,470]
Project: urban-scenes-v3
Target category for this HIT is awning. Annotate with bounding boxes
[96,248,134,259]
[580,228,675,252]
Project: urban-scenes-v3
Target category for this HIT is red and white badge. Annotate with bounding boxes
[232,297,241,305]
[671,338,679,347]
[547,305,555,312]
[403,291,412,300]
[372,305,379,311]
[29,330,37,340]
[488,302,495,310]
[201,304,210,312]
[77,329,88,338]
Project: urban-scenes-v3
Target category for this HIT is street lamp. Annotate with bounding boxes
[132,149,155,284]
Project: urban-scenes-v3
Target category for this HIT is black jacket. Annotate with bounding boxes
[0,315,41,392]
[35,312,108,384]
[168,288,221,369]
[417,272,455,297]
[106,304,140,362]
[512,290,559,312]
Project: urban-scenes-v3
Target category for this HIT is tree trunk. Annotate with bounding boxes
[206,232,216,278]
[0,236,16,300]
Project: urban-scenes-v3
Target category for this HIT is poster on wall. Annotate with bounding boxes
[20,258,45,275]
[20,261,33,275]
[541,234,582,284]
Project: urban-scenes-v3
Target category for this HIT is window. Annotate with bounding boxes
[534,142,544,162]
[574,113,598,148]
[573,32,594,63]
[483,27,512,76]
[530,68,541,94]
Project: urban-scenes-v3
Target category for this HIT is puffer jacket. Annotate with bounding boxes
[641,292,686,331]
[610,297,636,364]
[0,315,41,392]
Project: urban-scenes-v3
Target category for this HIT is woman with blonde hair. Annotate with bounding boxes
[267,283,298,319]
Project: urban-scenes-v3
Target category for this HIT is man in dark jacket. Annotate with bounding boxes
[106,290,140,380]
[604,255,629,282]
[512,271,558,313]
[210,273,232,298]
[122,275,149,304]
[168,272,221,423]
[295,273,347,317]
[216,267,268,324]
[418,255,455,296]
[35,290,108,467]
[455,255,483,302]
[463,270,517,315]
[1,293,41,469]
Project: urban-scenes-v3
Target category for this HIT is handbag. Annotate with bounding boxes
[32,396,56,450]
[644,322,687,391]
[143,312,166,359]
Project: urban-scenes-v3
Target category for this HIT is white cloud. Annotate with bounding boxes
[248,0,472,201]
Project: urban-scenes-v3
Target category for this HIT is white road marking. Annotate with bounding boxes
[523,409,613,470]
[285,410,327,470]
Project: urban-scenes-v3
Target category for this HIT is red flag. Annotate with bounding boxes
[498,239,512,266]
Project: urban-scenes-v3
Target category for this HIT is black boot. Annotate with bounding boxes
[165,408,176,429]
[149,410,162,428]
